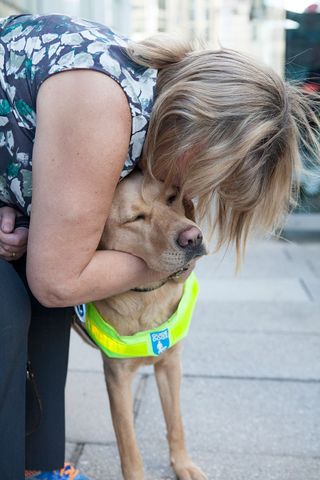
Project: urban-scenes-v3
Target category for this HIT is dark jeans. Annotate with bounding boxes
[0,256,73,480]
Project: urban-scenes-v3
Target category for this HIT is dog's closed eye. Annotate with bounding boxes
[124,213,146,224]
[166,194,177,205]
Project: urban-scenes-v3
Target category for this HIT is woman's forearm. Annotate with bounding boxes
[27,249,165,307]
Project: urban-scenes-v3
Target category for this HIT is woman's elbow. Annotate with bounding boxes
[35,288,71,308]
[26,269,75,308]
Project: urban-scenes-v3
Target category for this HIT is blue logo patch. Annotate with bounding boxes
[74,304,86,324]
[150,328,170,355]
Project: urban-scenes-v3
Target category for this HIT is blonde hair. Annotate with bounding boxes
[127,36,320,261]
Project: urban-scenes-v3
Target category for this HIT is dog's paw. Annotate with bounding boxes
[174,460,208,480]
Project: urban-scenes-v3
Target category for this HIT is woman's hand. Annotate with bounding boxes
[0,207,29,261]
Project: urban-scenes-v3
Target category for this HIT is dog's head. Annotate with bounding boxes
[99,171,207,273]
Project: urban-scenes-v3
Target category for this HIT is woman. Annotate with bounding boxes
[0,12,319,480]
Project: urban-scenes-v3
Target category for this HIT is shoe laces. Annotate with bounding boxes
[57,463,80,480]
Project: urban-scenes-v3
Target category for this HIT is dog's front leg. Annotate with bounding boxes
[102,356,144,480]
[154,346,207,480]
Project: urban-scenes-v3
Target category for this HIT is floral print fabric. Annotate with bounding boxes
[0,14,157,215]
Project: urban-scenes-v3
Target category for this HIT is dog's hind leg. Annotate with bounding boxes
[102,356,144,480]
[154,345,207,480]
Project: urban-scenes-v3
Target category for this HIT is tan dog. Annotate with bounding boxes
[75,171,207,480]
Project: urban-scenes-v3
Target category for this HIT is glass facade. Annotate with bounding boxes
[0,0,25,16]
[285,9,320,211]
[286,11,320,89]
[0,1,116,27]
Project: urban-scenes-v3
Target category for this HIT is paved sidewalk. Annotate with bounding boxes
[65,219,320,479]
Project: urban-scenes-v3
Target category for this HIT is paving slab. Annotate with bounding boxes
[66,370,114,444]
[136,375,320,479]
[181,330,320,379]
[197,236,320,280]
[76,376,320,480]
[195,242,294,279]
[196,244,315,279]
[76,444,320,480]
[190,453,320,480]
[65,442,76,463]
[192,301,320,334]
[306,258,320,278]
[136,376,320,458]
[302,278,320,300]
[68,331,103,373]
[284,213,320,231]
[76,444,125,480]
[65,370,142,443]
[197,277,309,302]
[285,243,320,278]
[181,301,320,379]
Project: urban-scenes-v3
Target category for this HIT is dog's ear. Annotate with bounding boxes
[183,198,196,222]
[137,156,147,172]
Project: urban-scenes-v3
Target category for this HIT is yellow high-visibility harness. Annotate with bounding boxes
[74,272,199,359]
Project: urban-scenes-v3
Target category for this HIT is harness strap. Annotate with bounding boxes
[74,272,199,359]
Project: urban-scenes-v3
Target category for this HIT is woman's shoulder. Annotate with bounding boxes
[0,13,157,179]
[0,13,137,82]
[0,13,125,45]
[1,12,157,93]
[0,13,157,100]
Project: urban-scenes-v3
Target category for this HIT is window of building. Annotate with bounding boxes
[189,0,195,21]
[158,16,166,31]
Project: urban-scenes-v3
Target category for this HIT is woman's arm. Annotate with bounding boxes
[27,70,164,307]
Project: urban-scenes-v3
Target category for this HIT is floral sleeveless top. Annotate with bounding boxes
[0,14,157,215]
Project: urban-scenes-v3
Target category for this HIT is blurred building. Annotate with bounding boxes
[0,0,318,209]
[0,1,285,72]
[0,0,117,28]
[0,0,285,75]
[0,0,35,17]
[119,0,286,75]
[128,0,220,46]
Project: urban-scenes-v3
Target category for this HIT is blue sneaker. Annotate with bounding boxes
[29,463,90,480]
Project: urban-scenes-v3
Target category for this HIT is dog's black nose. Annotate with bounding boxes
[177,227,203,249]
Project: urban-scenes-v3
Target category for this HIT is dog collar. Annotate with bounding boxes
[131,277,168,292]
[131,266,191,292]
[74,272,199,359]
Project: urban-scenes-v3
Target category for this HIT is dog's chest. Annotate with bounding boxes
[95,283,183,336]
